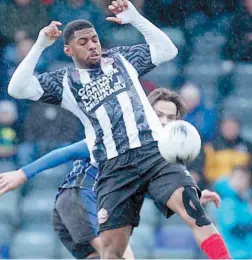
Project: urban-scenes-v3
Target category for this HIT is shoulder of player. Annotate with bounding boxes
[104,44,150,56]
[37,67,68,78]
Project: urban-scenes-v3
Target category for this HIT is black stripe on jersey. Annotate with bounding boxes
[103,98,130,156]
[115,54,155,145]
[67,68,108,162]
[36,68,65,105]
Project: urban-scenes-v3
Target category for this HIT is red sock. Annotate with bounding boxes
[200,234,231,259]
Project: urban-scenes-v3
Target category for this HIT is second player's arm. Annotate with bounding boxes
[0,140,90,196]
[22,140,90,179]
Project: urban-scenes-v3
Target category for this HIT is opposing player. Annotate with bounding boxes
[8,0,230,258]
[0,88,220,259]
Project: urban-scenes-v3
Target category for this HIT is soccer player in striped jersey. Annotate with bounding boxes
[1,88,221,259]
[8,0,230,258]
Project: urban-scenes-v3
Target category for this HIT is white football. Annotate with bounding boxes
[158,120,201,164]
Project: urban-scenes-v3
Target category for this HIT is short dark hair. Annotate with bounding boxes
[63,19,94,44]
[148,88,187,119]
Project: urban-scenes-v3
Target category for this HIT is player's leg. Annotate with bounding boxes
[148,163,231,259]
[78,183,135,259]
[54,186,135,259]
[52,207,99,259]
[100,226,132,259]
[53,188,99,258]
[124,244,135,259]
[97,151,147,259]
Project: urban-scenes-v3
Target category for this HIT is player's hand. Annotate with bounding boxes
[200,189,221,208]
[37,21,62,48]
[0,170,27,196]
[106,1,139,24]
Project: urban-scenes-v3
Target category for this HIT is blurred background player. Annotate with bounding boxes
[0,88,220,258]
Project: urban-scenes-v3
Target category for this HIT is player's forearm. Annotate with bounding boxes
[21,140,90,179]
[131,16,178,64]
[21,146,77,179]
[117,2,178,65]
[8,41,45,99]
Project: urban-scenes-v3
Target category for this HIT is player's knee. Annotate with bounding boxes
[101,236,124,259]
[102,244,124,259]
[180,186,211,228]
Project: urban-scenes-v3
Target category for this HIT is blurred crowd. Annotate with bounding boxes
[1,0,252,259]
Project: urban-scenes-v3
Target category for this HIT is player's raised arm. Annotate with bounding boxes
[8,21,62,100]
[0,140,89,196]
[106,0,178,65]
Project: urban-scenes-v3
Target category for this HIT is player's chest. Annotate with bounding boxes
[68,56,134,113]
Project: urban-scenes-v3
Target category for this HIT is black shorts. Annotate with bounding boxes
[97,142,201,233]
[52,188,98,259]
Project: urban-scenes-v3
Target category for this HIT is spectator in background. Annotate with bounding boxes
[1,32,48,131]
[0,0,48,43]
[41,0,54,5]
[224,0,252,61]
[180,82,216,143]
[214,166,252,259]
[140,80,157,95]
[46,0,105,61]
[18,103,83,165]
[2,32,48,91]
[205,116,252,183]
[0,101,18,162]
[49,0,103,26]
[91,0,145,15]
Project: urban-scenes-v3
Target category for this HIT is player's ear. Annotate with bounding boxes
[64,45,73,57]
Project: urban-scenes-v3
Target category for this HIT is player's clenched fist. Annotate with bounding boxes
[0,170,27,196]
[37,21,62,48]
[42,21,62,40]
[108,0,128,14]
[106,0,139,24]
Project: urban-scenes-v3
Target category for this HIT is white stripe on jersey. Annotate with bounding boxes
[61,72,96,164]
[79,69,92,84]
[117,92,141,149]
[119,54,162,141]
[95,105,118,159]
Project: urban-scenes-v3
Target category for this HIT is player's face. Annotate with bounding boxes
[65,28,102,68]
[154,100,178,127]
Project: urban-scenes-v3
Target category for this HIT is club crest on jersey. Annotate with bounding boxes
[98,208,108,224]
[184,170,191,177]
[103,57,114,65]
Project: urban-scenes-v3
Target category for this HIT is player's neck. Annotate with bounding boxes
[74,60,101,70]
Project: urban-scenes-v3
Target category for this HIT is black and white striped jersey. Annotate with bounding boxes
[33,44,163,162]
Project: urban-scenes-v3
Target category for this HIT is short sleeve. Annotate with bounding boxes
[36,68,65,105]
[107,44,156,77]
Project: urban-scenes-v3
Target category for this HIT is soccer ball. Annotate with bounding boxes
[158,120,201,164]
